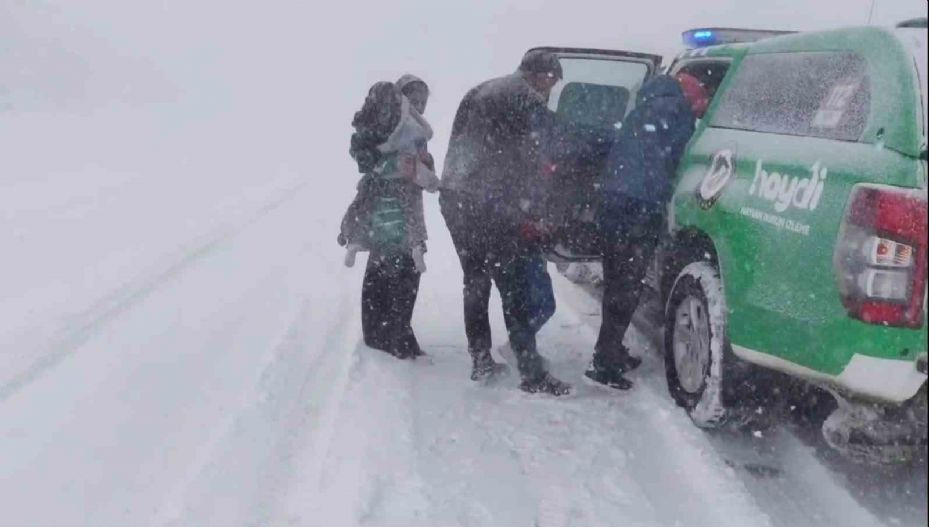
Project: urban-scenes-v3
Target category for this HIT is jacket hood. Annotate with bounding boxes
[637,75,683,103]
[397,74,428,93]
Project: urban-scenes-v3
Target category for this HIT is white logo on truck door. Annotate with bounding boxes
[697,149,735,209]
[749,160,828,213]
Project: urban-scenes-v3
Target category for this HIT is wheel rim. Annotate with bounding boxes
[672,294,711,395]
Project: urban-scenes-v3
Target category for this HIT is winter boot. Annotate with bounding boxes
[597,345,642,373]
[584,349,639,390]
[470,350,510,382]
[520,371,572,396]
[584,360,633,390]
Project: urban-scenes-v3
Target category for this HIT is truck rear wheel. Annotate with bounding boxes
[664,261,731,428]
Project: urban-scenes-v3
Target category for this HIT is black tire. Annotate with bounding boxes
[664,261,731,428]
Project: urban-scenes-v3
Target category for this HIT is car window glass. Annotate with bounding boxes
[711,52,870,142]
[549,58,650,129]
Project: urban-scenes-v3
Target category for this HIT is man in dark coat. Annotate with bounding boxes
[585,74,699,390]
[440,50,571,396]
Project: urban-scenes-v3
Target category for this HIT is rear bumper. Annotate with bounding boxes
[837,354,928,403]
[731,345,927,403]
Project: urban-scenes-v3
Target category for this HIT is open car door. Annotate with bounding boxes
[528,47,663,261]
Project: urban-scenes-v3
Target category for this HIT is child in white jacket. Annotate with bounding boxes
[340,76,439,273]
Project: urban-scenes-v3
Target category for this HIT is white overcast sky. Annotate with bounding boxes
[3,0,926,169]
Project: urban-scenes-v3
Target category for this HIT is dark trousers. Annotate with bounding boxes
[594,195,664,366]
[440,190,550,379]
[361,248,422,358]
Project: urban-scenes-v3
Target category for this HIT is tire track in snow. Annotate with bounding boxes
[288,262,915,526]
[149,297,316,525]
[531,288,773,527]
[151,290,362,526]
[267,301,368,526]
[554,274,899,527]
[0,181,308,403]
[375,281,771,527]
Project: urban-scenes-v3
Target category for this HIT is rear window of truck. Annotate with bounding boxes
[711,51,870,142]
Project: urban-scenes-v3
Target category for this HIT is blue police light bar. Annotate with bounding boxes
[692,30,715,43]
[682,27,795,48]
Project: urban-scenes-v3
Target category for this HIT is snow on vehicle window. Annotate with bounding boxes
[548,58,649,129]
[711,52,870,142]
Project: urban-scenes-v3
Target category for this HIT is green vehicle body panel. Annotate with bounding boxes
[749,27,924,158]
[669,27,928,393]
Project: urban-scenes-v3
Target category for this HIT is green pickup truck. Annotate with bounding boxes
[538,21,928,462]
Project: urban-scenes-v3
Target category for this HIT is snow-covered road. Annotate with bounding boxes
[278,231,928,527]
[2,178,924,526]
[4,1,927,525]
[1,177,350,525]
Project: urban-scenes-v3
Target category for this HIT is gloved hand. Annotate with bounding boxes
[519,220,555,243]
[419,151,436,172]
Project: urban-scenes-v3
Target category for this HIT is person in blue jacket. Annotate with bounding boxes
[585,73,703,390]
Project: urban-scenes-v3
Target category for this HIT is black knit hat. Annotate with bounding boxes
[519,50,563,79]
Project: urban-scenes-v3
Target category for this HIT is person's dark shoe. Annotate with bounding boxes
[584,359,633,390]
[596,345,642,373]
[614,346,643,373]
[471,351,510,381]
[620,356,642,372]
[520,372,572,396]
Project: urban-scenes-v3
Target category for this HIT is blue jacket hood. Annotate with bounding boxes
[600,74,696,205]
[637,75,683,104]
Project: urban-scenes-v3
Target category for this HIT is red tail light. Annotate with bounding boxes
[835,185,928,328]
